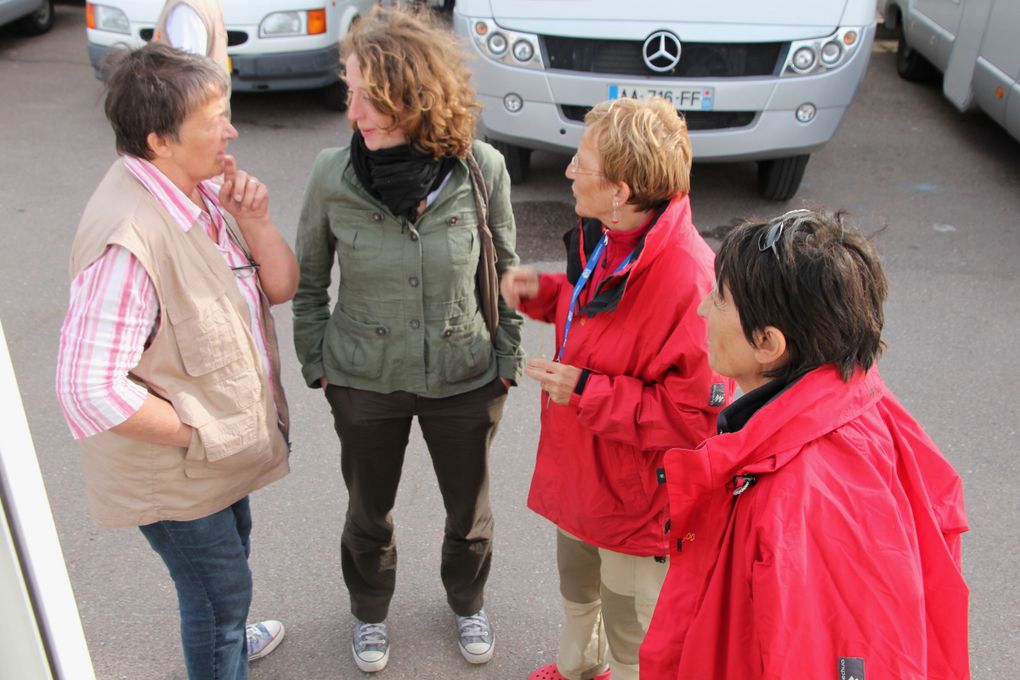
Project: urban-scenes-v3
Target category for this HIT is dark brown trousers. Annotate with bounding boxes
[324,379,507,623]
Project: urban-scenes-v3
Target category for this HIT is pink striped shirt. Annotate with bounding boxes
[56,157,272,440]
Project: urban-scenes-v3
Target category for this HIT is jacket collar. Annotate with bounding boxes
[666,365,886,498]
[715,371,804,435]
[563,194,694,316]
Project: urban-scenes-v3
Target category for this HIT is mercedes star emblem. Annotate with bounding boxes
[642,30,682,73]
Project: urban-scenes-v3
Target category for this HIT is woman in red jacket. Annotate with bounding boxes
[501,97,732,680]
[640,209,970,679]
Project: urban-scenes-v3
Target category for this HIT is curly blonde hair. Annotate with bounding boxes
[342,6,480,159]
[584,97,692,211]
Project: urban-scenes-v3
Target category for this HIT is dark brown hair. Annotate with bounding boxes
[716,209,887,382]
[101,42,229,160]
[342,6,479,158]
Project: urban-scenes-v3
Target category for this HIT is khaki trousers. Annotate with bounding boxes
[555,529,668,680]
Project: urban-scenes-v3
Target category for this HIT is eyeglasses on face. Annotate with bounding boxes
[757,209,813,258]
[568,154,605,177]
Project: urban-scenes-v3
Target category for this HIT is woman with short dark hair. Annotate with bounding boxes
[640,210,970,680]
[292,7,524,673]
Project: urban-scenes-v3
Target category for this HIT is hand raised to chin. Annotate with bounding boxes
[219,155,269,224]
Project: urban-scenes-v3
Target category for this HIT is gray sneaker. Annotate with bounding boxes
[455,609,494,664]
[352,619,390,673]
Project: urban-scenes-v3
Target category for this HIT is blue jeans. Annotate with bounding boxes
[139,497,253,680]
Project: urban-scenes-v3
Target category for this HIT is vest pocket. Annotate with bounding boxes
[167,293,260,435]
[323,307,386,380]
[183,406,271,479]
[439,315,492,383]
[170,293,247,376]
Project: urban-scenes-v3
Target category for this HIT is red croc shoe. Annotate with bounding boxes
[527,663,611,680]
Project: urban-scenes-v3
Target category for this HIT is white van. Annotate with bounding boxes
[879,0,1020,144]
[453,0,876,200]
[85,0,374,110]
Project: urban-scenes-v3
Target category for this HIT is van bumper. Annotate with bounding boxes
[230,44,341,92]
[87,42,341,92]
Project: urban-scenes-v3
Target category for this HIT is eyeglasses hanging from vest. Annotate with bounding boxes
[231,259,260,278]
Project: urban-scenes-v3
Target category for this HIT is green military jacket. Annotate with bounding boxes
[293,140,525,397]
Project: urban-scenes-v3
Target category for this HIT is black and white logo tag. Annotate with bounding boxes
[709,383,726,407]
[838,657,865,680]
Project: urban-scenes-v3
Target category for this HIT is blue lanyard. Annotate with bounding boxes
[555,234,635,362]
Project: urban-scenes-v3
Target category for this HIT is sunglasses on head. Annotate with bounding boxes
[757,209,813,257]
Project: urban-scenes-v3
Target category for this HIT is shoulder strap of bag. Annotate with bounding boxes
[466,151,500,341]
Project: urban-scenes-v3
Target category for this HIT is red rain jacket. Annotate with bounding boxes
[519,195,732,556]
[640,366,970,679]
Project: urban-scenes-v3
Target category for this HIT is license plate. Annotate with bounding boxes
[607,84,714,111]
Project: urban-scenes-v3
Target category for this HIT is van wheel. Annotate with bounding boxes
[896,33,938,82]
[757,155,809,201]
[323,81,348,112]
[17,0,54,35]
[490,140,531,184]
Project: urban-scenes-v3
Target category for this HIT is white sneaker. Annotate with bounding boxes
[456,609,494,664]
[247,620,285,661]
[352,619,390,672]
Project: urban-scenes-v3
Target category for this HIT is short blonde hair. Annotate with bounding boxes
[343,6,480,158]
[584,97,692,211]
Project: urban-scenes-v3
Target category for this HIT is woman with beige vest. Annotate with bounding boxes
[56,43,295,679]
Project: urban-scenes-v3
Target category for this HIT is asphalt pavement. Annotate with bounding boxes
[0,3,1017,679]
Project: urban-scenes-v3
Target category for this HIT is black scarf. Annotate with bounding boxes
[350,130,456,222]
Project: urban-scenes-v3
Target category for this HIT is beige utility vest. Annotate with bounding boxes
[153,0,230,77]
[69,159,289,528]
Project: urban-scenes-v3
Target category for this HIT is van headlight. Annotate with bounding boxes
[469,18,544,71]
[791,46,816,72]
[487,32,508,56]
[87,3,130,34]
[782,27,861,76]
[260,10,326,37]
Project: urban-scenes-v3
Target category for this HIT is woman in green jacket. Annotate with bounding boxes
[292,7,524,674]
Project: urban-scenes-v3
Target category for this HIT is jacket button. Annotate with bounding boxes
[410,319,420,329]
[448,216,458,225]
[409,276,419,287]
[410,232,419,241]
[372,213,382,222]
[375,327,386,336]
[442,329,453,338]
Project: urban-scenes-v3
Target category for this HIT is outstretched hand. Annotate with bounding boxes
[219,155,269,223]
[500,266,540,308]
